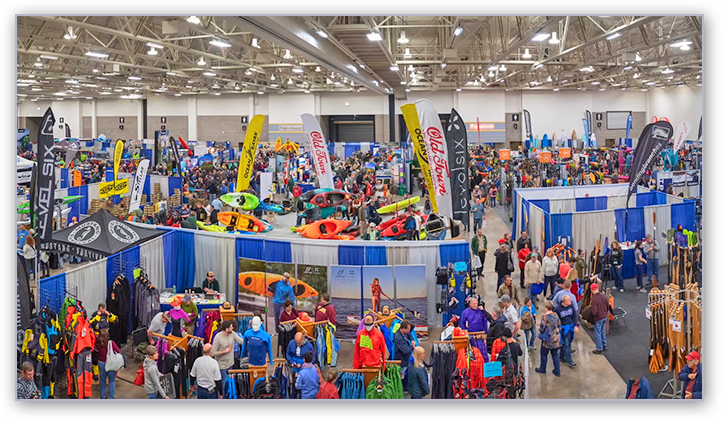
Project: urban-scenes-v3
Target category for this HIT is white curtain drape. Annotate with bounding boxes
[140,236,165,289]
[408,244,441,327]
[515,193,523,239]
[528,205,544,250]
[190,232,237,299]
[607,195,628,210]
[65,258,108,309]
[572,210,616,255]
[667,195,684,205]
[149,175,169,198]
[291,242,339,266]
[644,205,671,266]
[548,198,576,214]
[385,245,410,266]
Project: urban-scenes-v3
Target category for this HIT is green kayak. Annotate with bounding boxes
[220,192,260,210]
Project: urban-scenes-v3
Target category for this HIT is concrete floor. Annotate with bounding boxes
[41,198,628,399]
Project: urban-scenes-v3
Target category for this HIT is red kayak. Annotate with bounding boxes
[381,214,429,238]
[309,190,350,208]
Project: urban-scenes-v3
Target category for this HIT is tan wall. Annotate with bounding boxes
[197,115,269,147]
[97,116,138,140]
[505,112,521,148]
[82,117,92,138]
[148,116,188,141]
[592,111,646,142]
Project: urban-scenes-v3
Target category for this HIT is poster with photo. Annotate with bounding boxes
[296,264,328,316]
[393,265,429,340]
[329,265,362,340]
[265,262,297,332]
[237,258,267,318]
[361,266,395,315]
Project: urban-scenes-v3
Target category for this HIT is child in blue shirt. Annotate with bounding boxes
[520,297,538,350]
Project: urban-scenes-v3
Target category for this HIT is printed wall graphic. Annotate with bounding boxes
[393,265,428,339]
[265,262,298,330]
[362,266,395,316]
[296,264,328,315]
[329,265,362,340]
[237,258,267,318]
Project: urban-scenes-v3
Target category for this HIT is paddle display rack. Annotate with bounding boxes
[647,283,702,399]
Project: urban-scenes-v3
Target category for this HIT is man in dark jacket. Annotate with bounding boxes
[485,307,507,351]
[394,320,415,391]
[625,374,654,399]
[678,351,702,399]
[516,230,532,252]
[588,283,609,355]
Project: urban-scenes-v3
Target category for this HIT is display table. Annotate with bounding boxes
[160,292,226,312]
[621,246,648,279]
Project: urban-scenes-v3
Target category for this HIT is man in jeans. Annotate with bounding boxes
[554,294,578,368]
[190,344,223,399]
[212,320,244,391]
[470,198,486,232]
[644,235,660,288]
[588,283,609,355]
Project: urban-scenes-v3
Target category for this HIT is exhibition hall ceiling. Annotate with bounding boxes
[16,15,702,101]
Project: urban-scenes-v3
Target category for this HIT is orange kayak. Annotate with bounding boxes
[298,219,352,239]
[218,212,271,233]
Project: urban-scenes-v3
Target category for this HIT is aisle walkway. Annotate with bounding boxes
[470,206,627,399]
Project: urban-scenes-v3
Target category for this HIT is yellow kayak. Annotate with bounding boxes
[377,196,421,214]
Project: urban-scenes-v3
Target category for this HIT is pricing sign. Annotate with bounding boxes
[645,307,651,320]
[671,319,682,332]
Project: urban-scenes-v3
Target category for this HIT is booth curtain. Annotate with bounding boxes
[439,243,469,267]
[408,244,442,329]
[548,198,576,214]
[572,210,616,254]
[290,242,339,267]
[161,231,176,288]
[195,233,236,298]
[575,196,608,212]
[66,258,107,313]
[237,237,264,260]
[529,199,550,214]
[338,245,365,266]
[549,213,574,249]
[365,246,387,266]
[170,231,196,292]
[606,195,628,210]
[635,192,656,208]
[140,236,166,289]
[264,240,292,263]
[528,205,545,251]
[614,208,645,242]
[671,202,696,232]
[643,205,671,265]
[168,176,183,197]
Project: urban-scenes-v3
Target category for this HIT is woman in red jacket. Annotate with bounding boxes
[316,369,339,399]
[518,243,531,289]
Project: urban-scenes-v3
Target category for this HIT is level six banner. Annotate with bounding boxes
[446,108,470,230]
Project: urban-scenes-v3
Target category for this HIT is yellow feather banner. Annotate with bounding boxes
[113,140,124,180]
[237,115,265,192]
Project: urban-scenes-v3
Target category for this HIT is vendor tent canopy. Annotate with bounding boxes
[17,155,34,169]
[39,208,163,261]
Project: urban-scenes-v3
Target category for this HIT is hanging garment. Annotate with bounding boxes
[430,342,456,399]
[75,349,93,399]
[224,373,238,399]
[253,376,282,399]
[107,277,131,345]
[455,347,486,393]
[277,323,296,358]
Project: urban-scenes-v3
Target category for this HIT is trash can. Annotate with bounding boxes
[398,185,407,196]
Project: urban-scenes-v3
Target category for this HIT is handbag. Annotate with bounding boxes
[507,252,515,272]
[105,340,125,372]
[133,366,145,386]
[472,255,482,269]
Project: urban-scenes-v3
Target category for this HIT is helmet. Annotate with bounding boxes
[299,312,311,322]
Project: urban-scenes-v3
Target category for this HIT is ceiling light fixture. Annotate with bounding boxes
[400,81,406,85]
[661,68,674,74]
[623,66,633,70]
[397,31,409,44]
[670,40,693,48]
[680,44,691,51]
[166,72,176,76]
[549,32,560,44]
[252,38,261,49]
[65,79,78,84]
[500,65,507,72]
[85,51,109,58]
[606,32,621,40]
[532,33,550,42]
[283,49,292,59]
[315,66,321,72]
[257,91,264,95]
[440,63,447,69]
[599,88,606,91]
[17,83,29,87]
[553,88,560,91]
[148,47,158,56]
[633,73,640,79]
[209,39,232,48]
[245,69,252,76]
[456,88,462,92]
[146,42,164,49]
[174,93,182,96]
[390,65,399,71]
[316,30,328,38]
[547,76,552,82]
[405,88,411,92]
[404,48,411,58]
[292,67,304,73]
[641,88,648,91]
[33,62,43,67]
[304,90,311,94]
[635,53,642,61]
[40,55,58,60]
[454,26,463,36]
[522,48,532,59]
[270,83,278,88]
[128,76,142,81]
[187,16,201,25]
[197,57,206,66]
[367,32,382,41]
[646,81,656,85]
[591,81,600,85]
[203,71,216,76]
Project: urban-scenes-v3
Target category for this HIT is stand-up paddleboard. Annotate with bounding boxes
[571,130,577,140]
[220,192,260,210]
[17,195,83,214]
[238,272,318,298]
[299,188,333,203]
[297,219,352,239]
[377,196,421,214]
[308,191,350,208]
[218,211,272,233]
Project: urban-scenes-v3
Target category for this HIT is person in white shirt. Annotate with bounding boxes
[190,344,222,399]
[542,249,559,297]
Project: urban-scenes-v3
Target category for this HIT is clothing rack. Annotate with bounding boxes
[228,365,268,381]
[150,332,203,352]
[280,318,328,339]
[435,336,469,353]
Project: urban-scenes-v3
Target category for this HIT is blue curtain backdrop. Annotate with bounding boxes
[60,169,69,188]
[365,246,387,266]
[264,240,292,263]
[521,198,530,233]
[67,186,81,221]
[512,191,519,239]
[635,192,656,208]
[237,237,264,260]
[439,243,469,267]
[338,245,365,266]
[575,196,608,212]
[549,213,574,249]
[529,199,550,214]
[170,230,196,291]
[614,208,645,242]
[654,191,668,205]
[142,175,152,205]
[168,176,183,197]
[161,231,176,288]
[671,202,696,232]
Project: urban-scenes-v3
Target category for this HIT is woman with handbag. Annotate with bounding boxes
[93,331,121,399]
[534,301,562,377]
[494,243,513,289]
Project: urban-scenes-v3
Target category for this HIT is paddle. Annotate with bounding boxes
[379,291,421,319]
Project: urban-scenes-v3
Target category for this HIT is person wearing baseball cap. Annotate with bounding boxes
[181,294,199,335]
[203,271,220,294]
[679,351,702,399]
[588,282,610,355]
[498,295,520,337]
